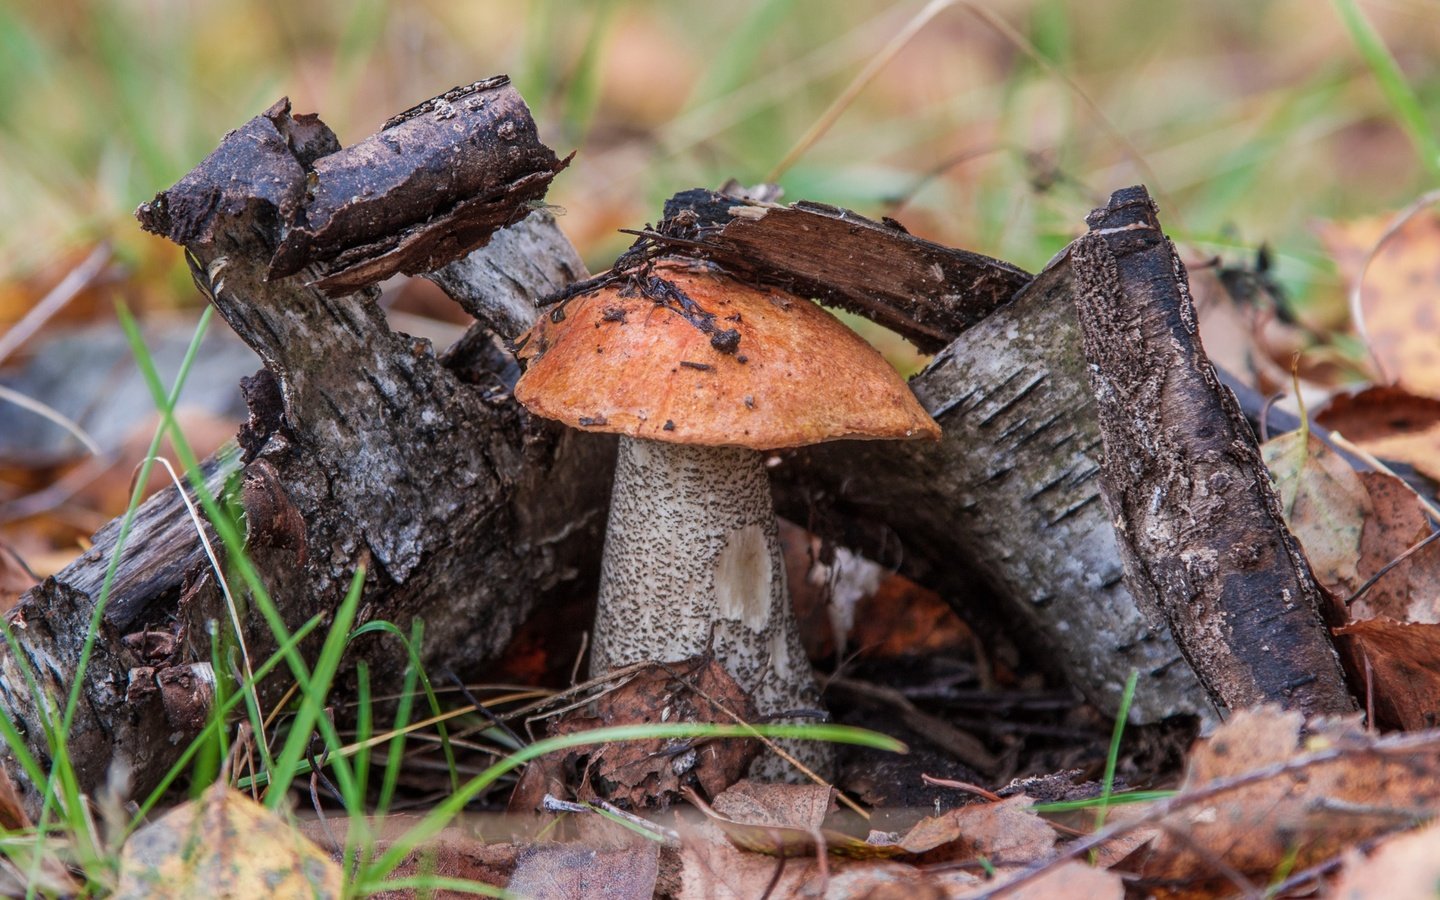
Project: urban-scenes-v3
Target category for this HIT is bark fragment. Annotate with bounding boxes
[1069,186,1355,717]
[617,186,1033,353]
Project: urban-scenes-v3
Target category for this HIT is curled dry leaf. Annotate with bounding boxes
[676,784,1070,899]
[779,519,972,662]
[686,781,1057,868]
[1351,471,1439,622]
[896,795,1057,865]
[1143,706,1440,885]
[509,657,758,814]
[1334,618,1440,731]
[115,782,341,900]
[685,782,890,859]
[1317,211,1440,398]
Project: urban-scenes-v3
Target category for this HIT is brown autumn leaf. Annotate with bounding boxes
[115,782,341,900]
[1334,618,1440,731]
[1317,386,1440,484]
[675,791,1078,899]
[300,817,525,895]
[507,842,661,900]
[1261,428,1372,595]
[510,657,758,814]
[1143,706,1440,884]
[685,782,890,859]
[897,795,1057,866]
[1330,819,1440,899]
[1317,211,1440,398]
[780,519,972,662]
[1351,470,1440,622]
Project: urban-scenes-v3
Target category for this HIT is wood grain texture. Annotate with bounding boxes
[637,190,1033,353]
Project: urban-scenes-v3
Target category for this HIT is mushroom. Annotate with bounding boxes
[515,260,940,772]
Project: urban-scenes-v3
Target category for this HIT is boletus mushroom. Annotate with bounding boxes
[515,260,940,773]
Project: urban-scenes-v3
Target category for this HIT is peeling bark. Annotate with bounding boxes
[615,186,1032,354]
[1069,186,1355,717]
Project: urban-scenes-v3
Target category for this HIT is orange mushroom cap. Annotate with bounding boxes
[514,261,941,449]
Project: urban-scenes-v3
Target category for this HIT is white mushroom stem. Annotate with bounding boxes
[593,437,829,773]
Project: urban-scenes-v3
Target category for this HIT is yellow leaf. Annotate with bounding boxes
[116,783,341,900]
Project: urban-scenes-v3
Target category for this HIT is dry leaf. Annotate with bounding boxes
[676,814,830,900]
[686,782,888,859]
[1144,707,1440,884]
[982,860,1125,900]
[1350,471,1440,623]
[507,842,660,900]
[1318,212,1440,398]
[1262,428,1372,595]
[1331,819,1440,900]
[1317,386,1440,483]
[780,519,971,662]
[898,796,1057,866]
[510,657,757,813]
[115,782,341,900]
[1334,618,1440,731]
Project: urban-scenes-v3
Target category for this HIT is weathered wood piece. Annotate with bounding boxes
[624,187,1032,353]
[0,91,609,816]
[263,76,569,294]
[1069,186,1355,717]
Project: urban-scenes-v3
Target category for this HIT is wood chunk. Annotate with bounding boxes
[1070,186,1354,717]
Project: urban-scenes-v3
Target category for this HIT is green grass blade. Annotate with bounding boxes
[1094,668,1139,833]
[559,1,617,144]
[1332,0,1440,180]
[357,722,905,887]
[348,619,459,795]
[265,565,367,809]
[378,621,424,819]
[114,302,317,700]
[686,0,797,105]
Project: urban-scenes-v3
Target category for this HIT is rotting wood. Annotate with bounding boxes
[0,88,610,817]
[266,76,570,294]
[1069,185,1355,717]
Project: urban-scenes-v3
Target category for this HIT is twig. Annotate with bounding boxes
[0,243,111,367]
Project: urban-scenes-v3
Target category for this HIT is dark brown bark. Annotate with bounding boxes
[617,186,1033,354]
[0,93,609,816]
[1069,186,1355,717]
[266,77,570,293]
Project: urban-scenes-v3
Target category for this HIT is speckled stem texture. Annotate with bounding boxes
[1070,186,1354,718]
[595,439,827,771]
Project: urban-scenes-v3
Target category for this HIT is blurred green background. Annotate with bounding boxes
[1,0,1437,316]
